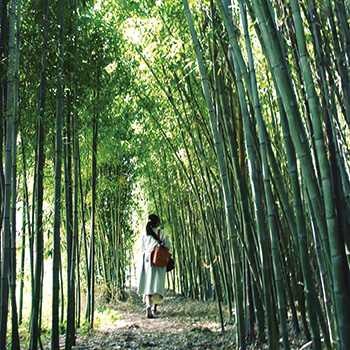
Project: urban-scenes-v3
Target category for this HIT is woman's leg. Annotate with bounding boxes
[145,295,153,318]
[145,295,152,305]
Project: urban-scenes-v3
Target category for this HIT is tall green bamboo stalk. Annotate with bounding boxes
[0,0,19,347]
[51,0,64,346]
[10,0,21,347]
[88,114,97,327]
[65,89,75,348]
[30,0,50,347]
[0,0,8,245]
[19,187,25,325]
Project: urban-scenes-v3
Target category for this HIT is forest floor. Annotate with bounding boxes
[49,287,322,350]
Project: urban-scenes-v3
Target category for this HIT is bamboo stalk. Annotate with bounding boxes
[29,0,50,346]
[51,0,64,346]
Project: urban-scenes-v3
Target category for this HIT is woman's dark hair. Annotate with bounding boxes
[146,214,160,236]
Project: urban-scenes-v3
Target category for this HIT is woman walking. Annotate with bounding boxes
[137,214,171,318]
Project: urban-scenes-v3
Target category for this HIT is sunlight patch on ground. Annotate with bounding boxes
[112,319,129,329]
[99,318,129,332]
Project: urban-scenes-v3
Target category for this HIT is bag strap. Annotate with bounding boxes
[149,228,164,245]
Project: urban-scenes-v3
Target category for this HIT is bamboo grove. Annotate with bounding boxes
[0,0,350,349]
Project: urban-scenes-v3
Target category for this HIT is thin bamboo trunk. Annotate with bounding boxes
[79,146,90,322]
[87,114,97,327]
[0,0,8,258]
[30,0,49,347]
[65,89,75,348]
[0,0,18,347]
[18,192,25,325]
[51,0,64,346]
[65,91,76,349]
[73,0,80,328]
[10,0,20,346]
[71,6,79,334]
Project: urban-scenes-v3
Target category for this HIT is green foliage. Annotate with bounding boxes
[95,307,121,325]
[78,308,121,334]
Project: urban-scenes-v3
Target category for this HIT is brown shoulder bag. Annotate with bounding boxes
[151,229,172,267]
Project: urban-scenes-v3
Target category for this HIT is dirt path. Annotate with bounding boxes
[73,288,313,350]
[75,288,236,349]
